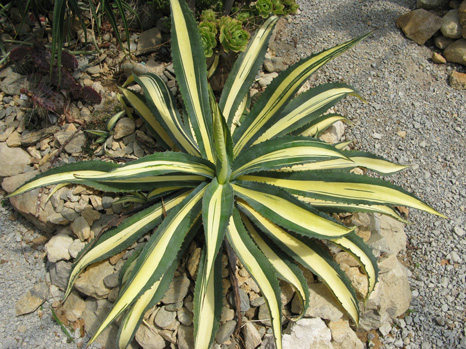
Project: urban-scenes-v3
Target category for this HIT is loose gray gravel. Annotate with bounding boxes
[1,0,465,348]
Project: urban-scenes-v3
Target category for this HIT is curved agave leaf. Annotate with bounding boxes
[239,171,444,217]
[233,33,372,157]
[75,152,215,182]
[194,248,223,348]
[88,184,205,345]
[241,213,309,319]
[238,202,359,324]
[341,151,410,174]
[330,232,378,298]
[255,83,360,143]
[118,221,199,348]
[231,136,349,178]
[299,113,351,138]
[300,197,408,223]
[8,161,117,197]
[232,181,353,239]
[229,94,249,135]
[135,74,200,156]
[120,86,175,150]
[64,191,190,299]
[170,0,215,162]
[219,16,279,127]
[227,208,282,349]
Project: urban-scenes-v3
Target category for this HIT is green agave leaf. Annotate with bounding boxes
[219,16,279,128]
[238,171,444,217]
[330,232,379,298]
[229,94,249,135]
[241,213,309,319]
[7,161,117,197]
[233,33,372,157]
[341,151,410,174]
[147,186,185,199]
[227,208,282,349]
[299,113,351,138]
[170,0,215,162]
[238,202,359,324]
[120,86,175,150]
[134,74,200,156]
[299,197,408,223]
[88,183,206,345]
[117,220,200,348]
[231,136,349,178]
[202,179,234,283]
[255,83,360,142]
[106,110,126,131]
[75,152,215,182]
[64,191,190,299]
[193,247,223,348]
[232,180,353,239]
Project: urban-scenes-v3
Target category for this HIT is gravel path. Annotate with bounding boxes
[1,0,465,348]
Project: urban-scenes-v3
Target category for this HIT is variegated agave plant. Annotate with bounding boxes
[9,0,443,347]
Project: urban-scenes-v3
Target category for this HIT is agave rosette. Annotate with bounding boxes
[9,0,443,348]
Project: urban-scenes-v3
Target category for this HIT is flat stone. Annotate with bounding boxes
[44,234,74,262]
[49,261,72,289]
[15,281,49,315]
[432,52,447,64]
[215,320,237,344]
[71,216,91,241]
[283,318,332,348]
[62,291,86,322]
[417,0,448,9]
[154,306,177,329]
[74,260,114,298]
[135,324,166,349]
[1,170,38,193]
[137,27,163,55]
[177,324,194,349]
[242,321,262,349]
[113,117,135,140]
[103,272,120,289]
[187,247,201,280]
[177,307,193,326]
[396,9,442,45]
[441,10,462,39]
[449,71,466,89]
[0,71,25,95]
[68,239,86,258]
[444,38,466,65]
[21,126,60,146]
[367,214,407,256]
[328,318,364,349]
[161,275,190,304]
[0,143,30,177]
[6,130,22,147]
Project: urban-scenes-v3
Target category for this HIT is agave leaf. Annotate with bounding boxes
[120,87,175,150]
[233,33,372,156]
[106,110,126,131]
[299,113,351,138]
[88,184,206,345]
[219,16,279,127]
[147,186,185,199]
[255,83,360,142]
[64,191,190,299]
[241,213,309,319]
[330,232,379,298]
[170,0,215,162]
[135,74,200,156]
[301,197,408,223]
[231,136,349,178]
[229,94,249,135]
[239,171,444,217]
[194,247,223,348]
[227,208,282,349]
[75,152,215,182]
[118,221,200,348]
[342,151,410,174]
[233,181,353,239]
[238,202,359,324]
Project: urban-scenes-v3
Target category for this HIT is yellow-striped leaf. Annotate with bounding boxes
[300,114,350,138]
[232,181,353,239]
[171,0,215,162]
[219,16,279,127]
[233,33,372,157]
[227,209,282,349]
[238,202,359,324]
[87,184,206,345]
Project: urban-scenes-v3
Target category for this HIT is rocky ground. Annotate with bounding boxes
[0,0,465,348]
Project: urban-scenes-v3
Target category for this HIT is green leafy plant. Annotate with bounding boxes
[9,0,443,348]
